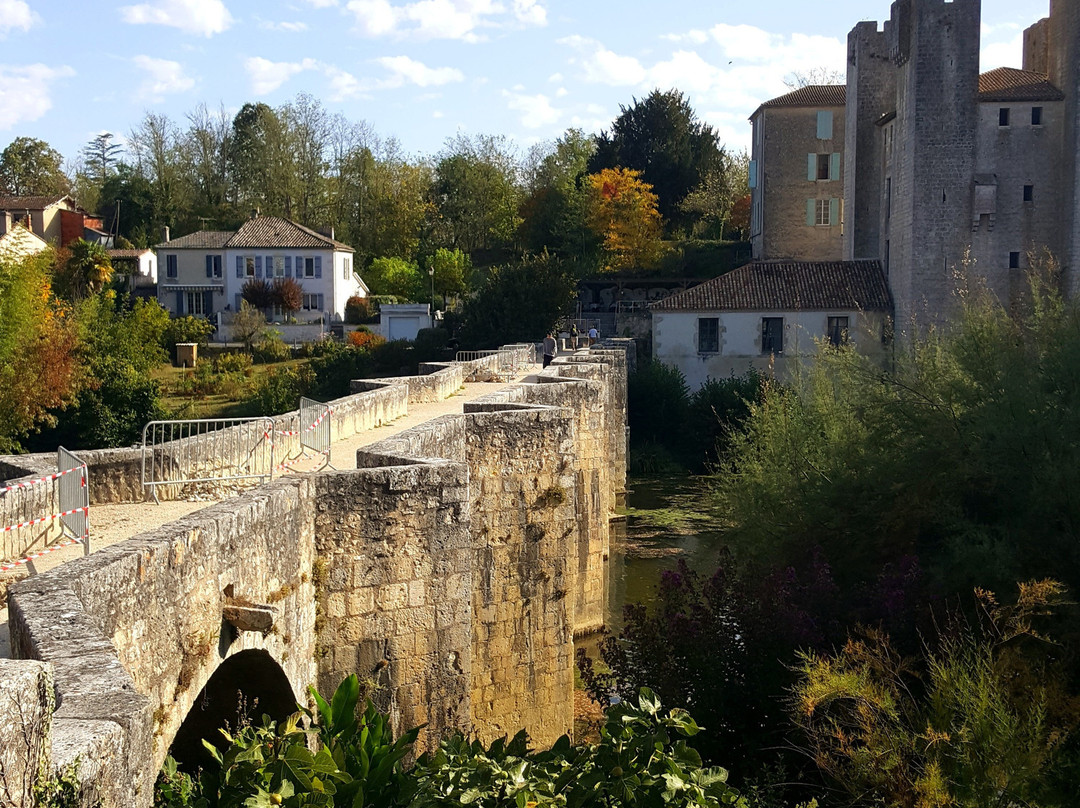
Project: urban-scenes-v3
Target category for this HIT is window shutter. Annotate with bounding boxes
[817,110,833,139]
[284,256,292,277]
[205,255,212,278]
[214,255,222,277]
[314,256,322,278]
[175,291,184,315]
[317,293,324,310]
[255,256,262,278]
[807,153,817,181]
[829,198,839,226]
[236,256,243,278]
[830,153,841,181]
[297,256,303,275]
[235,294,242,311]
[204,291,213,314]
[806,199,816,226]
[748,160,757,189]
[266,255,273,275]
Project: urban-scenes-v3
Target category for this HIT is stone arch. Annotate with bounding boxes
[169,649,298,774]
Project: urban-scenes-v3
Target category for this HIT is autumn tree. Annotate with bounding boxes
[585,168,666,272]
[0,251,78,451]
[241,278,274,311]
[272,277,303,317]
[589,90,722,232]
[0,137,69,197]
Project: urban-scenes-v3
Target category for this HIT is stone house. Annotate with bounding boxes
[749,85,846,262]
[651,259,891,389]
[155,214,366,321]
[0,194,110,247]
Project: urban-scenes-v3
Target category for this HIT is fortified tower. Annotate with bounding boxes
[1045,0,1080,295]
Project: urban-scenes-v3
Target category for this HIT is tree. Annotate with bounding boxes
[458,252,578,347]
[231,301,267,352]
[128,112,188,236]
[589,90,723,231]
[585,168,665,272]
[363,256,424,301]
[678,150,749,239]
[0,251,78,452]
[99,165,156,247]
[432,133,523,253]
[0,137,69,197]
[271,277,303,318]
[81,132,123,186]
[519,128,598,261]
[427,247,470,305]
[55,239,113,300]
[783,66,844,89]
[241,278,274,311]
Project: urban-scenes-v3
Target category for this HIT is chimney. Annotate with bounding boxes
[250,208,260,219]
[162,226,170,243]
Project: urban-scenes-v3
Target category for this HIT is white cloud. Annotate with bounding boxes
[325,66,365,100]
[259,20,308,32]
[555,87,568,97]
[981,32,1023,71]
[375,55,464,87]
[0,0,36,37]
[559,35,646,85]
[244,56,319,94]
[0,64,75,130]
[504,90,560,129]
[120,0,233,37]
[344,0,546,41]
[302,0,339,6]
[661,30,708,44]
[133,55,195,101]
[433,110,445,118]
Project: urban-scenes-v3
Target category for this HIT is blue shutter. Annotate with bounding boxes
[236,256,244,278]
[255,256,262,278]
[235,294,242,311]
[314,256,322,278]
[748,160,757,189]
[829,198,839,226]
[266,255,273,276]
[806,199,816,226]
[829,152,841,181]
[204,291,213,314]
[817,110,833,139]
[214,255,222,277]
[205,255,212,278]
[317,293,324,310]
[175,291,184,315]
[808,153,817,181]
[284,256,292,277]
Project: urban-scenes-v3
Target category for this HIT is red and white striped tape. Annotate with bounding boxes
[275,406,332,438]
[0,466,84,497]
[2,506,89,534]
[0,535,84,572]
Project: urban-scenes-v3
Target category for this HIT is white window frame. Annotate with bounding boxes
[302,293,319,311]
[815,199,830,226]
[185,292,205,316]
[245,256,256,278]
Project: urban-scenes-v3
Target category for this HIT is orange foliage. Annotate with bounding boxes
[729,193,751,240]
[346,330,387,351]
[585,168,665,272]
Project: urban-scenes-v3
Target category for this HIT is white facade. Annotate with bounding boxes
[222,247,363,321]
[653,309,888,389]
[371,304,433,342]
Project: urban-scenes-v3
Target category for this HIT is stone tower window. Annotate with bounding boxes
[1009,251,1020,269]
[999,108,1010,127]
[1024,184,1034,202]
[697,317,719,353]
[1032,107,1043,126]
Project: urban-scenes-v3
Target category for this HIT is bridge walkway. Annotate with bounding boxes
[0,370,539,658]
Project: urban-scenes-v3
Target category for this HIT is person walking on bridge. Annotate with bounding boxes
[542,333,557,368]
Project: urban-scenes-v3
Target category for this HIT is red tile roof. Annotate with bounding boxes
[651,260,891,313]
[156,230,233,249]
[226,216,353,251]
[751,85,846,119]
[0,194,76,211]
[978,67,1063,101]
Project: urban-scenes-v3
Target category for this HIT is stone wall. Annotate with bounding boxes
[0,659,52,808]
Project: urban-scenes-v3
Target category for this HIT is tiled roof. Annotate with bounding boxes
[107,249,152,259]
[225,216,354,251]
[156,230,233,249]
[0,194,75,211]
[651,260,891,313]
[751,85,846,118]
[978,67,1064,101]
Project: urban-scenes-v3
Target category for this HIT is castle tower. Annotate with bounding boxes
[1046,0,1080,295]
[883,0,982,330]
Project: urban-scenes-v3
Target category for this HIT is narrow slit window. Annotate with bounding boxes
[999,107,1010,127]
[1024,184,1034,202]
[1009,251,1020,269]
[1032,106,1043,126]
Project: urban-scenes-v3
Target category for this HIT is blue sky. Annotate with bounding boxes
[0,0,1045,169]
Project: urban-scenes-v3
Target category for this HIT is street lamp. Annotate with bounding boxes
[428,266,435,312]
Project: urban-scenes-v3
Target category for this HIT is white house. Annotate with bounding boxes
[155,215,366,324]
[0,214,48,261]
[651,260,892,389]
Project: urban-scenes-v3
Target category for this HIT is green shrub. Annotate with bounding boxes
[213,352,253,374]
[344,296,373,325]
[164,316,215,351]
[242,365,314,416]
[251,335,291,364]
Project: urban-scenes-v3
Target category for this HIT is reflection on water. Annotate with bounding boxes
[604,474,727,636]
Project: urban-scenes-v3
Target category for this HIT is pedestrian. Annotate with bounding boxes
[570,323,579,349]
[588,325,598,346]
[542,333,557,368]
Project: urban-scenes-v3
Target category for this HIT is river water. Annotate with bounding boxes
[602,473,727,635]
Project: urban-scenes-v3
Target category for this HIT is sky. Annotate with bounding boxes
[0,0,1046,169]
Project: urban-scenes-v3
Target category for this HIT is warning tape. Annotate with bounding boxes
[0,466,84,497]
[0,535,84,572]
[2,506,89,534]
[275,406,332,438]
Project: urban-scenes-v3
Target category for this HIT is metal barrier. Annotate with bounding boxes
[57,446,89,554]
[454,346,534,379]
[298,397,332,469]
[141,417,276,502]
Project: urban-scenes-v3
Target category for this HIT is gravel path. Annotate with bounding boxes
[1,368,539,658]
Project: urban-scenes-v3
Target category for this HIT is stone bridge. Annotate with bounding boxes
[0,344,629,808]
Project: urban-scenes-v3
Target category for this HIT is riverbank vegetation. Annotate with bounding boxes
[604,262,1080,804]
